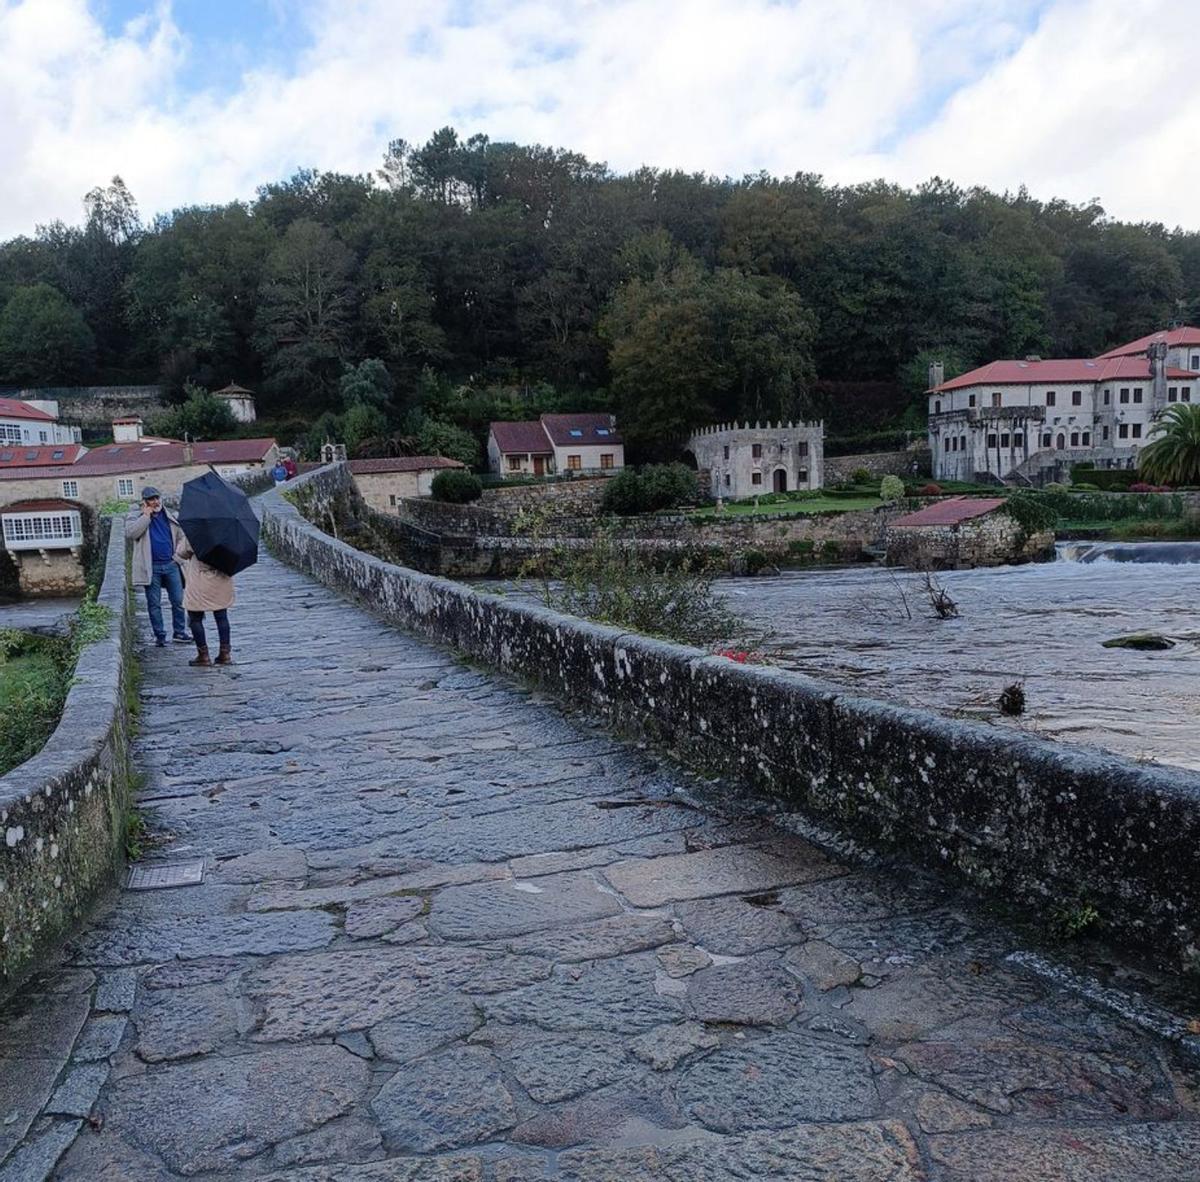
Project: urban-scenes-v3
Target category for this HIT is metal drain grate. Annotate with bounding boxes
[126,859,206,890]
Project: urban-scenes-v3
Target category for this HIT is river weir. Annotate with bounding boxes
[720,543,1200,771]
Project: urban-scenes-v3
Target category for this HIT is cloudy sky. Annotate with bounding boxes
[1,0,1195,239]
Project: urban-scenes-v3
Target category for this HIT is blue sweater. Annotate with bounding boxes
[148,512,174,563]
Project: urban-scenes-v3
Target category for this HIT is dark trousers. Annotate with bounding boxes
[188,609,230,651]
[145,561,187,640]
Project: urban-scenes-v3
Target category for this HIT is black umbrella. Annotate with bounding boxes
[179,470,260,577]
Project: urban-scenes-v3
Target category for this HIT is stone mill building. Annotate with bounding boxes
[687,421,824,500]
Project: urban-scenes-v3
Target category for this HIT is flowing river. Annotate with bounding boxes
[717,542,1200,771]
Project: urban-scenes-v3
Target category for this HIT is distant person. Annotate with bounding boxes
[272,459,288,485]
[174,534,235,667]
[125,487,189,648]
[282,455,298,480]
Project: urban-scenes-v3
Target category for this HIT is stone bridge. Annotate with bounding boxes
[1,494,1199,1179]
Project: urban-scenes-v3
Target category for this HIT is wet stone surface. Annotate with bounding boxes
[2,548,1198,1178]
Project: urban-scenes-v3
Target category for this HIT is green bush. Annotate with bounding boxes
[601,464,697,515]
[430,469,483,503]
[852,467,872,484]
[1012,488,1184,525]
[1076,468,1138,492]
[1071,482,1100,491]
[880,475,905,502]
[1004,490,1058,535]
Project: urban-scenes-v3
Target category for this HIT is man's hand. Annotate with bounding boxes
[142,502,154,517]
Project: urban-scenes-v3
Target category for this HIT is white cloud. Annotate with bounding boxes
[0,0,1196,239]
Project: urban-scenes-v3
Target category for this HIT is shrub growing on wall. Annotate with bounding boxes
[430,469,483,503]
[601,464,698,515]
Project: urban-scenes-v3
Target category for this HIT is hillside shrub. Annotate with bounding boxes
[431,469,483,503]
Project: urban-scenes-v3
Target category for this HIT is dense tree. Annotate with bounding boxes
[0,129,1196,459]
[254,219,357,407]
[149,386,237,440]
[0,283,96,383]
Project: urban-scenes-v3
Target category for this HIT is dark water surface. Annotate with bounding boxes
[717,543,1200,771]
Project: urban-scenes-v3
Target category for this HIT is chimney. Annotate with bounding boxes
[928,360,944,390]
[112,417,143,443]
[1149,339,1168,410]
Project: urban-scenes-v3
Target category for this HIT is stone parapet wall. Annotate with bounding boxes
[480,477,613,516]
[825,449,932,484]
[0,520,134,990]
[262,464,1200,969]
[4,385,163,429]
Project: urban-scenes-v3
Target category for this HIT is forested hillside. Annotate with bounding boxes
[1,127,1197,457]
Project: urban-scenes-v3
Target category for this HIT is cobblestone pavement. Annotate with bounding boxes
[3,552,1199,1180]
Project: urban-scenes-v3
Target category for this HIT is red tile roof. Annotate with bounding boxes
[0,444,85,469]
[0,498,80,514]
[349,456,465,474]
[1097,325,1200,358]
[0,438,277,481]
[930,356,1198,392]
[892,497,1006,528]
[0,397,56,422]
[539,413,622,446]
[489,421,553,455]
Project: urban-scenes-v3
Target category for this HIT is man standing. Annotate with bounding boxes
[125,486,189,647]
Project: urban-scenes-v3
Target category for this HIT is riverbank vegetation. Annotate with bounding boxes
[0,597,112,777]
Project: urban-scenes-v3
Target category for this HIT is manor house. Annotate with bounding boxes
[688,421,824,499]
[927,326,1200,484]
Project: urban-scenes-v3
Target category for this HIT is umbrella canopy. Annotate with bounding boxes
[179,471,260,577]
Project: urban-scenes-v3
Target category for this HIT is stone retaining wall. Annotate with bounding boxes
[825,448,931,484]
[262,465,1200,970]
[0,521,134,990]
[481,477,612,515]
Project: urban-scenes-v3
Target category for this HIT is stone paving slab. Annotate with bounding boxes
[0,549,1197,1179]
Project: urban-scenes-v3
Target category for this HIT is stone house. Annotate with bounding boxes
[687,421,824,500]
[0,397,83,448]
[349,456,466,513]
[0,430,279,517]
[927,325,1200,484]
[0,498,88,596]
[885,496,1053,569]
[487,414,624,477]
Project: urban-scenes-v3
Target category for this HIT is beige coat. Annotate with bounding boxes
[174,538,236,612]
[125,508,185,587]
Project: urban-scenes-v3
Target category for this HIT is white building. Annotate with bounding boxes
[487,414,624,477]
[688,421,824,500]
[927,326,1200,483]
[212,381,258,424]
[0,397,83,447]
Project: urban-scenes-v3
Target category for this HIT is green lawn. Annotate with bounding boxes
[691,496,883,519]
[0,645,65,776]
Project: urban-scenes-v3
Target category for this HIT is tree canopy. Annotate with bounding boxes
[0,139,1197,458]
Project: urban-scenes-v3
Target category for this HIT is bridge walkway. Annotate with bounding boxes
[1,549,1198,1180]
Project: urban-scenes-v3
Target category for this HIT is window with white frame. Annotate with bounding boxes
[62,479,79,498]
[1,424,21,442]
[2,510,83,551]
[117,478,135,498]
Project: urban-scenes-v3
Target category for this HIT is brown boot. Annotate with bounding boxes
[214,644,233,666]
[189,647,212,667]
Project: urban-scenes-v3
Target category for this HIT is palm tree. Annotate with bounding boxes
[1138,404,1200,485]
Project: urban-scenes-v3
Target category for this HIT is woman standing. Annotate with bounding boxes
[174,535,235,667]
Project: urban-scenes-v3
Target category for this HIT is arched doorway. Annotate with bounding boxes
[772,469,788,493]
[1055,433,1066,451]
